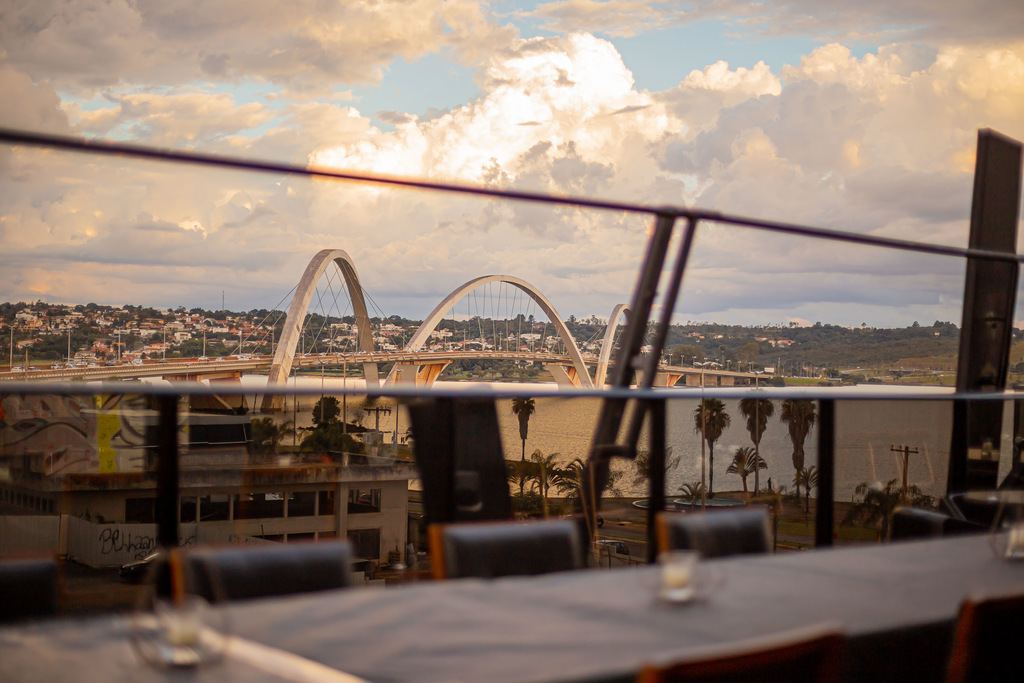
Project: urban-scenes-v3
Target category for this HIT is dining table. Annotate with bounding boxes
[2,533,1023,682]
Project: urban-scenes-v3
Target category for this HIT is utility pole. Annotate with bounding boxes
[363,403,393,459]
[891,444,920,504]
[363,404,392,435]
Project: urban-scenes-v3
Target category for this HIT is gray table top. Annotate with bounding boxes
[3,534,1023,683]
[224,533,1024,683]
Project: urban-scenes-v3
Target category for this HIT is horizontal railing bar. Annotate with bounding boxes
[0,379,1014,403]
[0,127,668,217]
[2,128,1021,265]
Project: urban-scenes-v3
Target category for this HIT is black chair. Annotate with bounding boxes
[891,506,985,540]
[942,492,1001,528]
[636,622,845,683]
[186,540,355,602]
[0,557,58,622]
[656,508,771,559]
[407,397,511,525]
[946,591,1024,683]
[429,518,588,580]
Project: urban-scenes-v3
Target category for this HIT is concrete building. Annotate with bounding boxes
[0,392,417,568]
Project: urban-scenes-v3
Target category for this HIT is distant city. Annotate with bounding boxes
[3,299,1019,384]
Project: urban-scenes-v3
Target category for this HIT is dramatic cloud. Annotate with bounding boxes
[525,0,692,37]
[0,0,515,95]
[0,2,1022,327]
[526,0,1024,46]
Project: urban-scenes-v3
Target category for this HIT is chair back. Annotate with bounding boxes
[408,397,511,525]
[430,518,588,579]
[946,591,1024,683]
[891,506,984,540]
[636,622,845,683]
[942,492,1000,528]
[187,540,355,602]
[0,557,58,622]
[656,508,771,559]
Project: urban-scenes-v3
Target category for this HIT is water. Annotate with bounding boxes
[235,377,979,503]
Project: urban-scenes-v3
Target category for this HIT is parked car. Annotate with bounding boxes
[119,550,161,583]
[594,539,629,556]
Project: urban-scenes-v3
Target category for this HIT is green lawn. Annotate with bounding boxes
[777,518,879,542]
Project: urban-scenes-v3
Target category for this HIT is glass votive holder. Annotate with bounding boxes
[130,547,229,668]
[657,550,700,603]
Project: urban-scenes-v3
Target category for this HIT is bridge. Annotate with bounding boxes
[2,247,758,395]
[0,351,757,387]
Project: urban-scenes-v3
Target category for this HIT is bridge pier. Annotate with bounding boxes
[389,361,451,387]
[544,363,587,388]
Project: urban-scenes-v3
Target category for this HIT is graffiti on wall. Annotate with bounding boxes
[0,393,155,475]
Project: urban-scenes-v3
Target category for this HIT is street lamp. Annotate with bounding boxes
[693,359,710,509]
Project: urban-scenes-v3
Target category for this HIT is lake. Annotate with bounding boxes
[235,377,1016,503]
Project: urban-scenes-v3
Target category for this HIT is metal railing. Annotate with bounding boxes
[1,126,1022,570]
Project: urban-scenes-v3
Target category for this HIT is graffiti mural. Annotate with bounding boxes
[0,393,154,475]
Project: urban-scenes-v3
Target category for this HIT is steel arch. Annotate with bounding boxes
[386,275,593,388]
[262,249,376,411]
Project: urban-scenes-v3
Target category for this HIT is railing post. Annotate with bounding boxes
[815,399,835,548]
[646,399,667,563]
[949,129,1022,493]
[156,393,180,549]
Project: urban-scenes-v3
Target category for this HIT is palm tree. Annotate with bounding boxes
[631,446,680,489]
[554,457,620,511]
[530,449,560,517]
[780,399,817,499]
[511,397,536,462]
[739,396,774,495]
[726,446,766,496]
[843,480,903,541]
[506,459,537,497]
[677,481,707,509]
[553,457,588,509]
[794,465,819,514]
[693,398,730,496]
[250,417,296,455]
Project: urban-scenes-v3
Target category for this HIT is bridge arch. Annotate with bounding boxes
[262,249,376,412]
[386,275,594,389]
[595,303,630,388]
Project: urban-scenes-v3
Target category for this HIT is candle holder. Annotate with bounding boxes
[129,547,230,668]
[984,490,1024,561]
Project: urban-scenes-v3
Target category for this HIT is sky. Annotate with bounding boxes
[1,1,1023,329]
